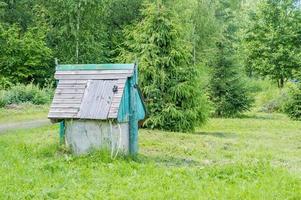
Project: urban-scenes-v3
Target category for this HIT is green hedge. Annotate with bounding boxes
[283,82,301,120]
[0,84,53,107]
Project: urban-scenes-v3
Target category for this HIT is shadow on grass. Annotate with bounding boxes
[51,145,201,167]
[236,113,286,120]
[137,154,201,167]
[51,148,202,167]
[194,131,237,139]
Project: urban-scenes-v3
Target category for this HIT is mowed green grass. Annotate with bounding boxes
[0,104,49,123]
[0,111,301,199]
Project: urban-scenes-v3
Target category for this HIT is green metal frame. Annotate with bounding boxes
[56,64,135,71]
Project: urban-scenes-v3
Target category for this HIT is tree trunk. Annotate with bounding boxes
[278,77,284,88]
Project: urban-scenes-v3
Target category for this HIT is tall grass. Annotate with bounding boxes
[1,117,301,199]
[0,83,53,107]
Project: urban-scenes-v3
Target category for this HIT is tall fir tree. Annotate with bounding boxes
[209,0,253,117]
[120,2,210,132]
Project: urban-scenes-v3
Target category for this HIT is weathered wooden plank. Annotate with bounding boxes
[109,108,118,111]
[52,99,82,104]
[114,86,125,92]
[110,104,119,108]
[113,94,123,98]
[108,111,118,118]
[109,109,119,113]
[55,74,129,80]
[58,80,88,84]
[53,93,83,99]
[51,104,81,108]
[55,70,133,75]
[48,111,78,115]
[108,78,126,118]
[48,113,78,118]
[50,108,79,113]
[77,80,117,119]
[112,99,122,104]
[55,88,85,94]
[57,84,87,89]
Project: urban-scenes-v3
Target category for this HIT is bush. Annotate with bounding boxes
[0,84,53,108]
[250,79,287,113]
[283,82,301,120]
[259,90,287,113]
[0,76,12,90]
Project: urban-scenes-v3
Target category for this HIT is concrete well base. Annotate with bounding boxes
[65,120,129,155]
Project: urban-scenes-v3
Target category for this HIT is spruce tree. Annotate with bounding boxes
[120,2,209,132]
[209,0,253,117]
[209,40,253,117]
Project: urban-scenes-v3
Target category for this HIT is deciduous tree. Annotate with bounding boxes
[243,0,301,87]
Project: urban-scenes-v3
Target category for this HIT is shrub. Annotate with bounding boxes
[283,82,301,120]
[0,91,8,107]
[250,79,287,113]
[0,76,12,90]
[0,84,53,107]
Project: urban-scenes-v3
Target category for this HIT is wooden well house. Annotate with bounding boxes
[48,63,146,155]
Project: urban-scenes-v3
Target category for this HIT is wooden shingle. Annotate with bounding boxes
[48,68,132,120]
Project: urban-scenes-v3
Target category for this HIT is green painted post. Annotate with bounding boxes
[59,121,65,145]
[129,64,138,155]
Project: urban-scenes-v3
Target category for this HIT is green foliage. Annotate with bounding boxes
[102,0,143,62]
[250,79,287,113]
[259,91,287,113]
[209,0,254,117]
[209,55,254,117]
[0,76,12,90]
[41,0,107,64]
[2,0,301,125]
[120,2,210,132]
[40,0,143,64]
[0,0,143,84]
[0,23,53,85]
[0,84,53,107]
[283,82,301,120]
[243,0,301,87]
[167,0,220,65]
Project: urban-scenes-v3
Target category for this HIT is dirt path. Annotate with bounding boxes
[0,119,51,134]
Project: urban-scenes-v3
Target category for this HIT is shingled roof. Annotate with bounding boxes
[48,64,135,120]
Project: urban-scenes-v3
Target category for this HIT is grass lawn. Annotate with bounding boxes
[0,110,301,199]
[0,104,49,123]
